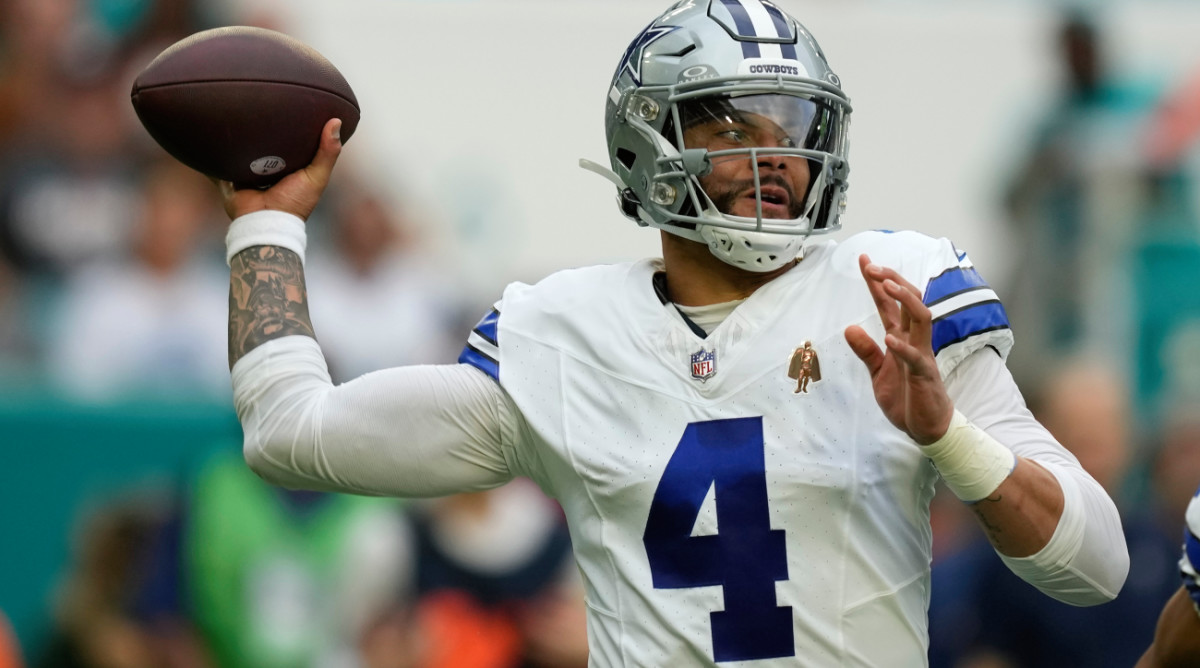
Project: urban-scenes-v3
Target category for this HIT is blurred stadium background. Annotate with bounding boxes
[3,0,1200,666]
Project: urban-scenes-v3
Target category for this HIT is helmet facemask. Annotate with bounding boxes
[660,91,846,270]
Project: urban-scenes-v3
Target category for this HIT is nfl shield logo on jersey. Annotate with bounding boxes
[690,348,717,382]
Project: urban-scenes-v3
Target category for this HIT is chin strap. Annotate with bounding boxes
[578,158,626,190]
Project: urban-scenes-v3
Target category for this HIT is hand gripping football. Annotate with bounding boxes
[131,26,360,189]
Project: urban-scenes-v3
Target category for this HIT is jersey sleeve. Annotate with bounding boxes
[1183,487,1200,611]
[921,240,1014,378]
[234,335,521,497]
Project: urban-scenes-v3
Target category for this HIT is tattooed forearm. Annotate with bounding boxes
[969,493,1006,547]
[228,245,316,368]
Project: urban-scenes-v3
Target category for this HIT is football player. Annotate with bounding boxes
[1137,484,1200,668]
[218,1,1128,664]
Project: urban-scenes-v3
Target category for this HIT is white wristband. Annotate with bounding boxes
[225,210,307,266]
[922,410,1017,503]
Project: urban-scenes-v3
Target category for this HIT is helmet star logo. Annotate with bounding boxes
[618,24,677,86]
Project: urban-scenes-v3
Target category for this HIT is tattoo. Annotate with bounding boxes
[228,246,316,368]
[969,493,1005,544]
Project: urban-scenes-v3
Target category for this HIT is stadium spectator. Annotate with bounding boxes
[44,158,228,401]
[0,58,144,284]
[408,482,586,668]
[999,10,1159,391]
[33,492,167,668]
[0,0,74,147]
[0,0,221,287]
[306,183,466,383]
[132,449,417,668]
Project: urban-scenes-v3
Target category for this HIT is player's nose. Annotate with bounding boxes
[756,150,788,171]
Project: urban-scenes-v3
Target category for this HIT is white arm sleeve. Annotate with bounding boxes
[944,348,1129,606]
[232,335,520,497]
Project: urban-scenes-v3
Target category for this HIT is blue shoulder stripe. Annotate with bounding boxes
[459,344,498,382]
[473,309,499,346]
[459,307,500,382]
[1185,527,1200,608]
[930,301,1010,355]
[924,266,990,306]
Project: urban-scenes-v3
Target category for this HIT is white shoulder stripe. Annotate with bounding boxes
[928,288,1000,321]
[467,330,499,360]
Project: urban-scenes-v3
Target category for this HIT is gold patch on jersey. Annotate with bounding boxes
[787,341,821,393]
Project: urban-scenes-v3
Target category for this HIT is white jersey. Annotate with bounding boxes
[458,230,1011,666]
[234,221,1124,665]
[1183,485,1200,611]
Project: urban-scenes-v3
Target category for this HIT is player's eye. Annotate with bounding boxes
[710,128,751,149]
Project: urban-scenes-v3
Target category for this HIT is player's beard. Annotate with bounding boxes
[706,174,803,219]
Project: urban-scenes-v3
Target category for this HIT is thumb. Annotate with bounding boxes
[844,324,884,375]
[304,118,343,185]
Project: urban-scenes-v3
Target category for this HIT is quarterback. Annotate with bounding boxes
[220,1,1128,665]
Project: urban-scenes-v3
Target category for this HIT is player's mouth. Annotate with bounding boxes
[743,184,793,218]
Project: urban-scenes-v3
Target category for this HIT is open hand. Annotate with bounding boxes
[843,254,953,444]
[217,118,343,221]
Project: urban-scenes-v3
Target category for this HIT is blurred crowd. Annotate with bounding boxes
[927,11,1200,668]
[0,1,586,667]
[2,1,1200,667]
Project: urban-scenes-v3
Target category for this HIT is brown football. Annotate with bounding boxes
[131,26,359,189]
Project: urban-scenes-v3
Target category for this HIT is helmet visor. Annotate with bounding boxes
[676,94,839,156]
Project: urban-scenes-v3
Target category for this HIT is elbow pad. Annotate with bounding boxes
[997,462,1129,606]
[233,335,335,488]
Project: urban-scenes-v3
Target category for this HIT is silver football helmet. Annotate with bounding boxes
[582,0,852,272]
